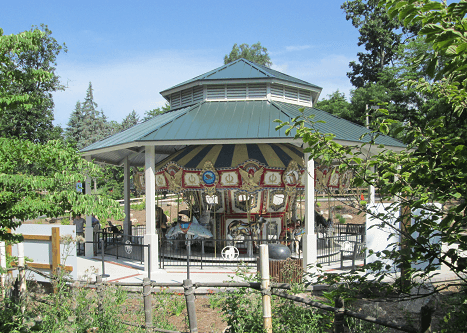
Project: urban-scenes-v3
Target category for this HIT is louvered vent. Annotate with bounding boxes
[298,89,312,103]
[181,89,192,105]
[248,84,267,98]
[271,84,283,98]
[171,92,181,109]
[270,83,313,106]
[207,85,225,100]
[193,86,203,103]
[226,84,247,99]
[284,87,299,101]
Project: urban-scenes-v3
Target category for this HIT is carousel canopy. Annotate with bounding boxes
[155,143,305,170]
[80,59,405,167]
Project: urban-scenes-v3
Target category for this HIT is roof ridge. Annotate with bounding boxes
[238,58,276,79]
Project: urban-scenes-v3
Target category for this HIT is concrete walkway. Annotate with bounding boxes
[77,255,252,285]
[77,254,461,288]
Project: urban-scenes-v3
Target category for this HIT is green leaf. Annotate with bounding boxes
[421,2,443,12]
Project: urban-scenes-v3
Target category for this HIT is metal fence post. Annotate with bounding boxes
[183,279,198,333]
[101,239,109,278]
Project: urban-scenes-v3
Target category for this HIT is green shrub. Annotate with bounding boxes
[220,267,331,332]
[131,200,145,211]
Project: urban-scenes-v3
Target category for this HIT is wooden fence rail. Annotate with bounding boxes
[4,227,73,274]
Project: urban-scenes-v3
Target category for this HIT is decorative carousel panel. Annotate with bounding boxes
[164,163,183,193]
[262,218,281,240]
[155,172,167,190]
[219,170,239,187]
[183,171,201,188]
[328,169,340,188]
[231,190,261,213]
[238,161,264,192]
[267,190,287,213]
[263,170,282,187]
[201,191,224,213]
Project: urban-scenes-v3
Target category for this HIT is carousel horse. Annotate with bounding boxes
[227,216,266,248]
[280,220,304,254]
[228,217,266,239]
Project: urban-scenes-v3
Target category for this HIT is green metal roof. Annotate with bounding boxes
[160,58,322,95]
[80,100,404,166]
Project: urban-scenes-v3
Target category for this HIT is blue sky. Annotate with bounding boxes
[2,0,361,128]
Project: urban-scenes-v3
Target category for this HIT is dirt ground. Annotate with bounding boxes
[117,283,461,333]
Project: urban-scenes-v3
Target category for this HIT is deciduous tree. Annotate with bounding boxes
[224,42,272,67]
[143,103,170,121]
[275,1,467,328]
[0,25,65,143]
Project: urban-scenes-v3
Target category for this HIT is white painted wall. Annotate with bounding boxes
[11,224,78,282]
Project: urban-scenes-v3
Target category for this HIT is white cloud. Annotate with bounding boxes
[285,45,312,52]
[53,50,221,127]
[273,54,354,100]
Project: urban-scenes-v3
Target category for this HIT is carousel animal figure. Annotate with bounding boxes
[280,219,304,255]
[166,215,213,240]
[166,215,213,255]
[227,216,266,256]
[228,216,266,239]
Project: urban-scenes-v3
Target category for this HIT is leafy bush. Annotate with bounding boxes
[220,267,330,332]
[131,200,145,211]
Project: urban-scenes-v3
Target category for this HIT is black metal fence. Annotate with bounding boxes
[94,231,146,263]
[82,223,366,269]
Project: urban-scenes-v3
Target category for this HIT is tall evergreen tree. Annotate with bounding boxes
[65,101,84,147]
[79,82,108,149]
[121,110,140,130]
[65,82,109,150]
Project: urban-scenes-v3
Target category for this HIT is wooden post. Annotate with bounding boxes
[51,227,60,275]
[96,275,103,315]
[6,229,12,277]
[260,244,272,333]
[183,279,198,333]
[334,296,345,333]
[143,277,152,332]
[0,241,6,297]
[400,204,411,291]
[420,300,434,333]
[17,242,26,314]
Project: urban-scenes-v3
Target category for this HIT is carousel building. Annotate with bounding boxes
[80,58,405,276]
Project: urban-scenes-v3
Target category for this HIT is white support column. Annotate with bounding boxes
[303,153,317,271]
[123,156,132,236]
[144,146,159,276]
[84,156,94,257]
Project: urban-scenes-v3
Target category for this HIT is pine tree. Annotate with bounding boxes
[121,110,140,130]
[65,101,84,147]
[79,82,108,149]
